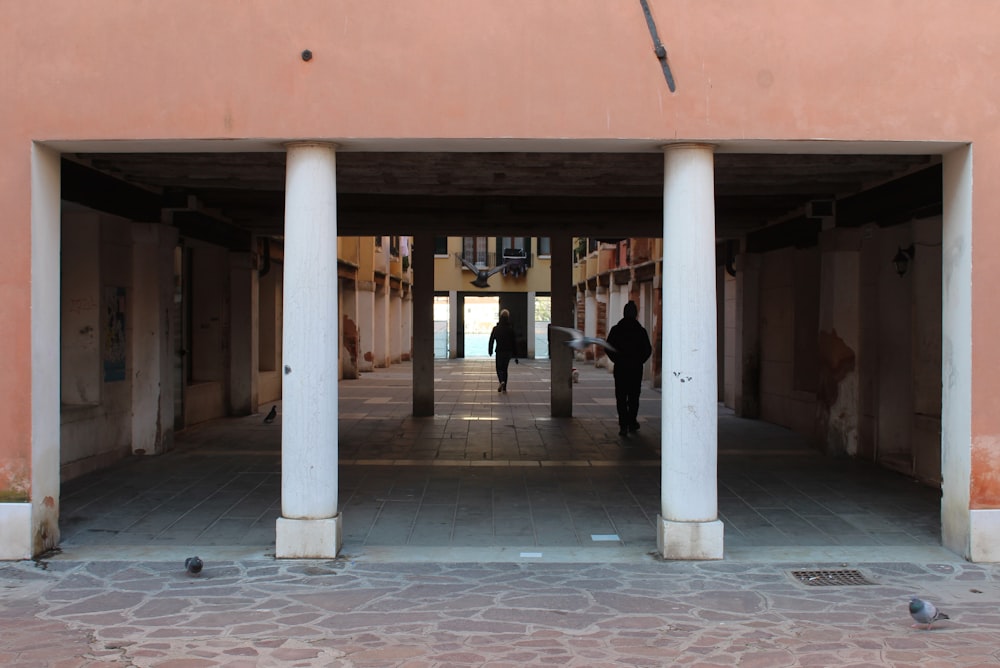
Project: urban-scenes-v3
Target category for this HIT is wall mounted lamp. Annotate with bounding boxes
[893,244,915,277]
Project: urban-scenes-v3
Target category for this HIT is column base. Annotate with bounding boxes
[0,503,32,560]
[275,515,343,558]
[657,516,724,560]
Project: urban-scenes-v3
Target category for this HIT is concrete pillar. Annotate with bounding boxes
[658,144,724,560]
[585,287,598,342]
[941,145,976,559]
[401,287,413,362]
[131,223,178,455]
[448,290,459,359]
[413,232,435,416]
[550,235,574,417]
[390,284,402,363]
[526,291,536,358]
[228,249,259,416]
[606,284,623,371]
[6,144,61,559]
[818,228,861,457]
[374,280,389,367]
[341,279,360,379]
[735,252,761,418]
[276,143,341,558]
[357,283,375,372]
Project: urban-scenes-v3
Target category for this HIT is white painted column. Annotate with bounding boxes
[7,143,62,560]
[941,145,975,559]
[276,142,341,558]
[658,144,724,559]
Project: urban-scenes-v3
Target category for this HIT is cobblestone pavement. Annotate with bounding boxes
[3,555,1000,667]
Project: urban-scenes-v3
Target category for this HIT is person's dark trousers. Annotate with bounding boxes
[496,351,513,387]
[614,367,643,430]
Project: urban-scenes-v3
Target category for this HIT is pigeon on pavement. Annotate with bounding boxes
[909,596,949,629]
[550,325,617,353]
[456,254,519,289]
[185,556,204,576]
[263,406,277,424]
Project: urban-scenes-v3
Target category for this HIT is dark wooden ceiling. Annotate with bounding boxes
[62,151,939,248]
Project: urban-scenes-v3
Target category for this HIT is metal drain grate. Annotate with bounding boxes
[791,569,876,586]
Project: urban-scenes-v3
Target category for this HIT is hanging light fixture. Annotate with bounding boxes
[893,244,915,277]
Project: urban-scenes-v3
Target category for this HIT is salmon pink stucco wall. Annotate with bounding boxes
[2,1,1000,531]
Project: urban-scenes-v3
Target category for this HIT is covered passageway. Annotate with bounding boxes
[48,141,949,561]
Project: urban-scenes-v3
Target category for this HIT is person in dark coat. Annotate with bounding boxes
[488,309,518,393]
[605,300,652,436]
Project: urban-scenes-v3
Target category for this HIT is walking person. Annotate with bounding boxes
[488,309,518,393]
[606,300,652,436]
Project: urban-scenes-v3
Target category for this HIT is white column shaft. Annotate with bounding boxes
[661,145,719,522]
[281,143,339,520]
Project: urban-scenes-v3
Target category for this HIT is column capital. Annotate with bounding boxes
[661,142,716,153]
[284,141,339,151]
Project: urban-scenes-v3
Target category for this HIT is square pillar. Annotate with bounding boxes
[412,232,435,416]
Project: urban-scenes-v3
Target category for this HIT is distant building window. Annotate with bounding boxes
[537,237,551,256]
[434,236,448,256]
[462,236,488,265]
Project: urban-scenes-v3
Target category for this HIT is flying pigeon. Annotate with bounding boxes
[263,406,277,424]
[185,556,204,576]
[455,254,519,289]
[909,597,949,629]
[550,325,617,353]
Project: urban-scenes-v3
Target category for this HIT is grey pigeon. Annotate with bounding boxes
[185,556,204,576]
[550,325,617,353]
[909,596,949,629]
[263,406,277,424]
[455,254,519,289]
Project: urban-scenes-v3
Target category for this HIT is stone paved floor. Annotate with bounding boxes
[3,359,983,666]
[2,556,1000,666]
[57,359,943,560]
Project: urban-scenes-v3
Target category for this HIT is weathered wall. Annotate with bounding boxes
[59,212,133,480]
[2,0,999,551]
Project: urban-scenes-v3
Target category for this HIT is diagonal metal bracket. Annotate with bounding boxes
[638,0,676,92]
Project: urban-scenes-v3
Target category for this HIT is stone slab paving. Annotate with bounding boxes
[3,555,1000,667]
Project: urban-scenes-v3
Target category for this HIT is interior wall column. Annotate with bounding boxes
[228,248,259,416]
[276,142,341,558]
[412,232,435,416]
[658,143,724,560]
[735,249,761,418]
[131,223,179,455]
[550,235,573,416]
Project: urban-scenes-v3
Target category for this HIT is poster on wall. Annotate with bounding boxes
[103,286,126,382]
